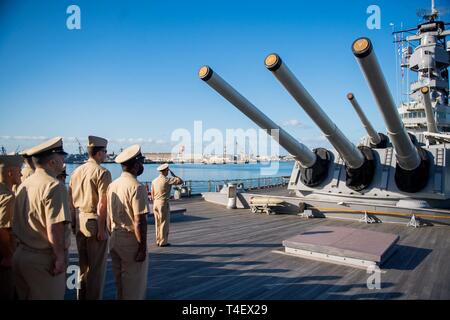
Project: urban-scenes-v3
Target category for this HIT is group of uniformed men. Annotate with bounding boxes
[0,136,183,300]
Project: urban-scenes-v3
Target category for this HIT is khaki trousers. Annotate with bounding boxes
[110,231,148,300]
[76,218,108,300]
[13,245,66,300]
[153,200,170,246]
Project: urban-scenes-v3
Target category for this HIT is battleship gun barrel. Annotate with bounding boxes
[421,87,438,134]
[352,38,421,171]
[198,65,317,168]
[264,54,365,170]
[346,93,382,145]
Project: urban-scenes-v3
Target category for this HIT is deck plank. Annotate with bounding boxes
[66,197,450,300]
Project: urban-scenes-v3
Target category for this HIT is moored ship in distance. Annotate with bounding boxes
[199,0,450,227]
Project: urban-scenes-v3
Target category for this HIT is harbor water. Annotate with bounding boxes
[65,161,295,194]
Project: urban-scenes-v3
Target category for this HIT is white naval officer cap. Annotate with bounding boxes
[26,137,68,157]
[115,144,145,164]
[157,163,169,171]
[88,135,108,148]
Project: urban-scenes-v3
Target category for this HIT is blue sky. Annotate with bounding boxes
[0,0,448,154]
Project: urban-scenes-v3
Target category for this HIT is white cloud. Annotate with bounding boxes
[283,119,307,128]
[299,135,331,149]
[0,135,48,141]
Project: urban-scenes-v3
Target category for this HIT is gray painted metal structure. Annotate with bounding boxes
[346,93,382,145]
[199,3,450,226]
[352,38,421,171]
[264,54,365,170]
[198,66,317,168]
[421,86,439,134]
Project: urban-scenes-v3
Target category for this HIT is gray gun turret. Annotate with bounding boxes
[352,37,430,193]
[346,93,388,148]
[197,66,316,168]
[199,32,450,226]
[264,54,364,169]
[264,53,375,191]
[421,86,439,134]
[198,65,331,187]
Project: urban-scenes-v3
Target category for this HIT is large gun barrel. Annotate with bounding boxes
[421,86,438,134]
[352,37,421,171]
[264,54,365,170]
[346,93,382,145]
[198,65,317,168]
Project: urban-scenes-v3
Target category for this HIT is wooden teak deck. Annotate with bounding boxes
[67,197,450,300]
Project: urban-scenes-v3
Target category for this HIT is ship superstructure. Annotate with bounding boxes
[397,1,450,134]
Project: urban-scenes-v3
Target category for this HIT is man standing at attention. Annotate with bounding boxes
[151,163,183,247]
[13,137,71,300]
[0,155,23,300]
[107,144,149,300]
[69,136,111,300]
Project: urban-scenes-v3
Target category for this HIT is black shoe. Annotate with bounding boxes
[159,243,171,247]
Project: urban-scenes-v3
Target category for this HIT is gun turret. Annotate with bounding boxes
[198,65,331,187]
[352,37,430,193]
[265,54,375,191]
[421,86,439,134]
[346,93,388,148]
[264,54,364,169]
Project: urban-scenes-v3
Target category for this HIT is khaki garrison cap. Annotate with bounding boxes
[157,163,169,171]
[26,137,68,157]
[115,144,145,164]
[88,136,108,148]
[0,155,23,168]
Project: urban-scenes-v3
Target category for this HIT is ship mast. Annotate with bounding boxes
[393,0,450,137]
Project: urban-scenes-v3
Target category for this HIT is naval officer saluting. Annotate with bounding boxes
[151,163,183,247]
[107,144,149,300]
[0,154,23,300]
[69,136,111,300]
[12,137,71,300]
[19,149,35,182]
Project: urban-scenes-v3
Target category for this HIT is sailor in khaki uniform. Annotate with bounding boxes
[107,144,149,300]
[0,155,23,300]
[151,163,183,247]
[69,136,111,300]
[12,137,71,300]
[19,149,35,183]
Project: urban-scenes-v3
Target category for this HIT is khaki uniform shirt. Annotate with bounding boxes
[107,172,149,233]
[0,183,15,229]
[152,175,182,202]
[13,168,71,250]
[21,165,34,183]
[69,158,112,220]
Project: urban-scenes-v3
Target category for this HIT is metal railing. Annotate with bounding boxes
[141,176,290,196]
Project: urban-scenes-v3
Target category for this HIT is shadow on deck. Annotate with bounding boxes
[65,198,450,300]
